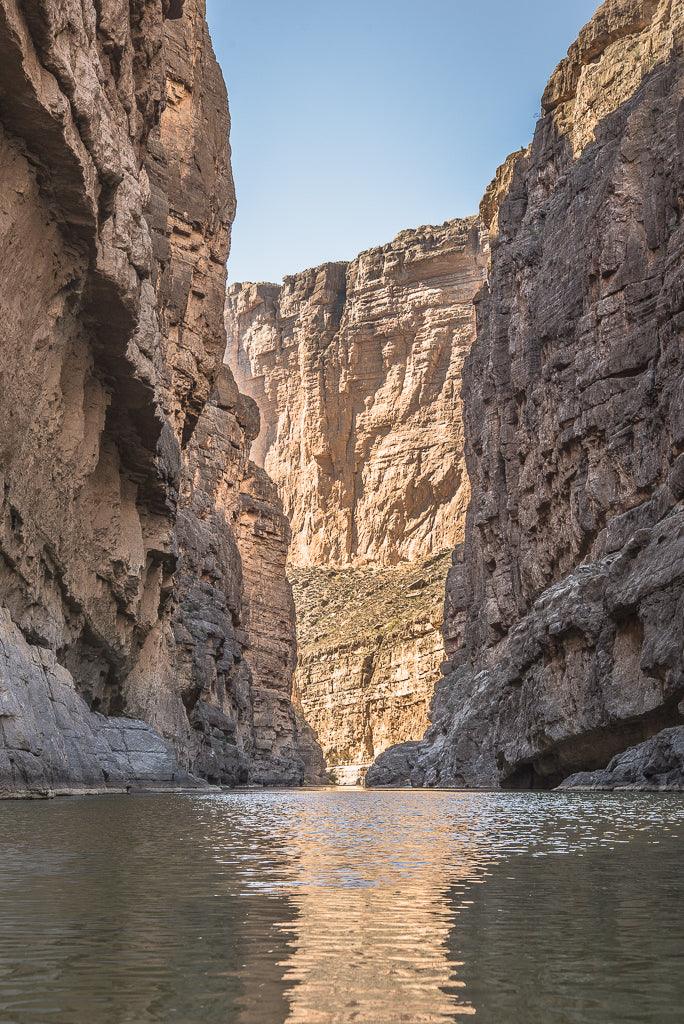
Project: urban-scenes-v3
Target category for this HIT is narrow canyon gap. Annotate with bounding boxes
[225,220,488,782]
[0,0,682,796]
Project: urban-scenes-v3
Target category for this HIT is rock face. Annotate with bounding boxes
[227,219,487,568]
[226,222,488,780]
[369,0,684,790]
[290,553,451,783]
[0,0,304,795]
[165,367,306,786]
[559,726,684,790]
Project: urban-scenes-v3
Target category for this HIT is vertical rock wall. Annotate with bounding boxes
[0,0,304,794]
[227,220,487,567]
[369,0,684,790]
[226,221,488,780]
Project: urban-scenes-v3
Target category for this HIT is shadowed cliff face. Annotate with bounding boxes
[226,222,488,780]
[369,0,684,790]
[0,0,305,794]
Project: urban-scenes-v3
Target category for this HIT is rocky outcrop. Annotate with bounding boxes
[559,726,684,790]
[0,0,304,794]
[149,367,305,787]
[0,610,191,798]
[226,222,487,779]
[370,0,684,790]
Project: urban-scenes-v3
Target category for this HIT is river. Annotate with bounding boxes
[0,789,681,1023]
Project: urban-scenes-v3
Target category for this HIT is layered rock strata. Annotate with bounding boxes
[226,220,487,567]
[226,222,488,780]
[368,0,684,789]
[0,0,305,795]
[290,553,452,783]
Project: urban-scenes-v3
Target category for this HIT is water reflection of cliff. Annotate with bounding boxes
[240,791,494,1022]
[210,790,683,1024]
[1,791,680,1023]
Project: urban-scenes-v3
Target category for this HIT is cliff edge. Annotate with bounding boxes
[0,0,305,795]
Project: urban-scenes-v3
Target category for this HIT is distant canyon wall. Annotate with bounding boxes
[227,219,487,568]
[289,554,451,784]
[226,221,488,779]
[0,0,306,795]
[369,0,684,789]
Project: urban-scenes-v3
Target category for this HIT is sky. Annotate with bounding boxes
[206,0,598,285]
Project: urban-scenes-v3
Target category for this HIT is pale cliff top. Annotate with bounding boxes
[226,215,481,296]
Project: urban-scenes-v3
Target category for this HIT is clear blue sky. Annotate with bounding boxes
[206,0,598,284]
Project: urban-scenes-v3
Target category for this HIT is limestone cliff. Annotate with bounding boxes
[290,553,452,783]
[0,0,304,795]
[227,220,487,568]
[368,0,684,789]
[226,222,487,780]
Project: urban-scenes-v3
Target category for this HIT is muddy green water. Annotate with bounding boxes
[0,790,681,1023]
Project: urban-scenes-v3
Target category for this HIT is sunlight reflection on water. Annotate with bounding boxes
[0,789,682,1023]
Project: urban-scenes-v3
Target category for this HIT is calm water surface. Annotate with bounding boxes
[0,789,681,1023]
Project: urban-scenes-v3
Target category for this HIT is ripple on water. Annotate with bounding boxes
[0,789,682,1023]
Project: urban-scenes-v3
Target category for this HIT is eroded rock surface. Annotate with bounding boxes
[226,223,487,779]
[290,553,451,783]
[559,726,684,790]
[370,0,684,790]
[0,0,304,794]
[227,220,487,568]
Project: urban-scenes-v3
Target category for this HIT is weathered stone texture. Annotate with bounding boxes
[290,553,451,784]
[133,366,306,787]
[226,223,487,779]
[559,725,684,790]
[0,0,303,793]
[0,611,193,797]
[227,219,487,568]
[369,0,684,790]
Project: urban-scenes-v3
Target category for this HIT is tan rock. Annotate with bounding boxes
[227,219,487,568]
[0,0,305,793]
[226,220,488,778]
[290,553,452,784]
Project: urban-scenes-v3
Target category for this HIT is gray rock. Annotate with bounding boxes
[370,1,684,791]
[559,727,684,790]
[365,742,421,788]
[0,611,198,797]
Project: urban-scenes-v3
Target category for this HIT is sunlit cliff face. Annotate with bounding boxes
[224,220,488,782]
[541,0,678,158]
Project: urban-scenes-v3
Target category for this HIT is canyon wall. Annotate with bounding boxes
[226,221,488,780]
[0,0,305,795]
[369,0,684,789]
[226,220,487,568]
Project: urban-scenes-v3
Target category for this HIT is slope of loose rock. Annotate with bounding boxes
[290,552,452,783]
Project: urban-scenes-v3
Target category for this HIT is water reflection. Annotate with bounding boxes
[213,791,491,1020]
[0,790,681,1023]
